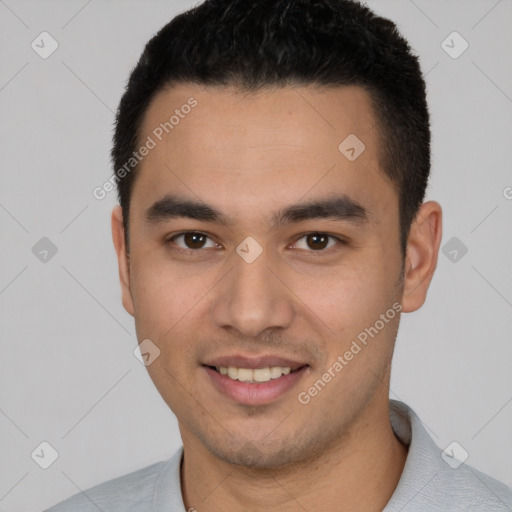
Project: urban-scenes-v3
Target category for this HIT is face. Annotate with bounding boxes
[112,83,438,468]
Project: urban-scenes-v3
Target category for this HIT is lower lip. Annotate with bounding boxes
[204,366,308,406]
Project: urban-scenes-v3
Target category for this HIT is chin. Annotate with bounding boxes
[201,429,320,471]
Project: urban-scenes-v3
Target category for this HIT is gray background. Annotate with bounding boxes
[1,0,511,510]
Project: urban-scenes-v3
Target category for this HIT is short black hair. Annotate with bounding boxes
[112,0,430,256]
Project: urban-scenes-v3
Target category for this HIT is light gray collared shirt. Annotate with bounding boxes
[45,400,512,511]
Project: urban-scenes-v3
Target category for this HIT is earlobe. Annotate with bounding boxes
[111,206,135,316]
[401,201,443,313]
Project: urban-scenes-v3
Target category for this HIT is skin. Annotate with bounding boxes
[112,83,442,511]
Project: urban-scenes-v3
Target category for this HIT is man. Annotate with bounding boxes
[46,0,512,510]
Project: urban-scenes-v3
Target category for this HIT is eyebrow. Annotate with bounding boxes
[145,194,369,228]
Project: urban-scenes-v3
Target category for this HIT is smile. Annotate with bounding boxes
[203,361,309,406]
[214,365,293,383]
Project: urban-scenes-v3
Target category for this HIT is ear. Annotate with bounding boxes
[111,206,135,316]
[401,201,443,312]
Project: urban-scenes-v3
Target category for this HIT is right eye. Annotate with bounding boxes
[167,231,221,252]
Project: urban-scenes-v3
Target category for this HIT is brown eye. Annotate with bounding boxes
[305,233,329,250]
[183,232,207,249]
[293,233,342,252]
[169,232,218,250]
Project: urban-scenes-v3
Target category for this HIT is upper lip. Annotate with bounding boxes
[203,354,308,370]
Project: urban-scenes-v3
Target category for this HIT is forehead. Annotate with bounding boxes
[141,82,380,162]
[133,83,394,226]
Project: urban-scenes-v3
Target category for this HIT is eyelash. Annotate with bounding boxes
[166,231,347,255]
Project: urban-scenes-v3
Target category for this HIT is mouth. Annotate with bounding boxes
[202,357,310,406]
[208,364,301,383]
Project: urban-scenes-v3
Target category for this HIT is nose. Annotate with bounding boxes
[210,248,295,339]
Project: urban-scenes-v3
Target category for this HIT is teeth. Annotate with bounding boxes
[253,367,270,382]
[237,368,253,382]
[216,365,293,383]
[270,366,283,379]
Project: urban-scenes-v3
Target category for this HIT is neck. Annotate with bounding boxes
[181,396,408,512]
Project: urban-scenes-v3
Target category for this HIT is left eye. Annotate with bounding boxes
[293,233,341,251]
[169,232,219,250]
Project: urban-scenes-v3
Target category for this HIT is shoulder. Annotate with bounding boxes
[44,458,172,512]
[442,463,512,510]
[397,461,512,511]
[387,400,512,511]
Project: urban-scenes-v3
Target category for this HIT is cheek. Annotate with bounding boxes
[129,259,206,393]
[128,253,213,339]
[291,256,394,338]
